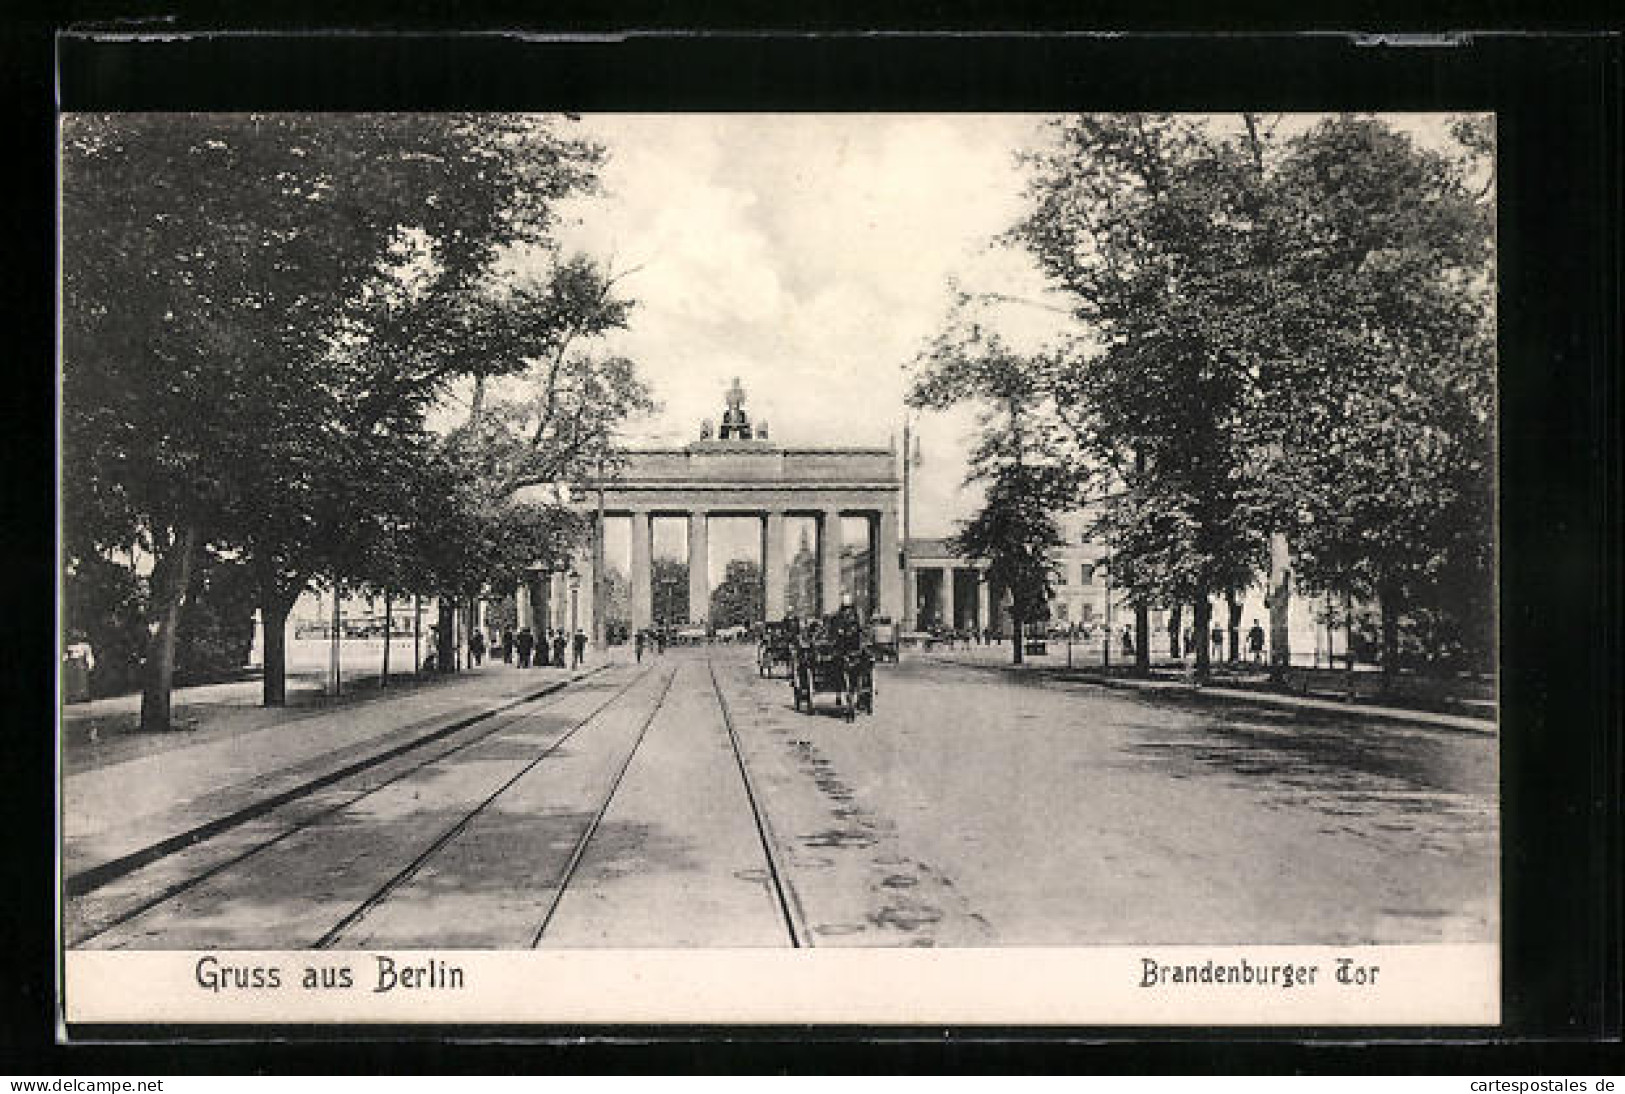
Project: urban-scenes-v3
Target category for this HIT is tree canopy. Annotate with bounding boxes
[61,113,650,720]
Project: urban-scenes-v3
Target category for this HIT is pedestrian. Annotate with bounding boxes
[572,628,587,668]
[1121,626,1134,657]
[469,629,485,667]
[1211,624,1224,661]
[1247,619,1266,664]
[515,627,534,668]
[635,630,646,663]
[501,627,514,664]
[552,629,568,668]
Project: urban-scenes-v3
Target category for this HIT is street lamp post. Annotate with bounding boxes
[1103,553,1113,671]
[592,451,606,649]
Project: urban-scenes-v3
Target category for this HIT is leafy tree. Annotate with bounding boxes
[910,328,1074,664]
[62,113,608,720]
[62,553,148,698]
[1014,114,1272,677]
[710,559,764,628]
[1009,112,1493,682]
[173,553,258,685]
[1258,116,1494,682]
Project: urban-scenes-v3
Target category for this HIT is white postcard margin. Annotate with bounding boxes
[64,944,1498,1026]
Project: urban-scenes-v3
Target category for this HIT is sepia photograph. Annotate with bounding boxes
[58,110,1499,1026]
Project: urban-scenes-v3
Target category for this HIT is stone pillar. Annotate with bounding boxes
[630,510,652,632]
[688,509,709,625]
[904,565,918,631]
[977,573,990,634]
[763,510,786,621]
[940,566,957,630]
[821,509,844,616]
[516,577,533,631]
[877,504,902,622]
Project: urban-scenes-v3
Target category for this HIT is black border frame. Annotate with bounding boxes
[8,23,1621,1073]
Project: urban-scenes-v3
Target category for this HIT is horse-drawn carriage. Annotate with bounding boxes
[790,612,875,722]
[757,619,798,678]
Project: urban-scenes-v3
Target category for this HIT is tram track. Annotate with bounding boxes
[516,653,803,948]
[74,651,810,950]
[524,665,678,947]
[316,664,679,950]
[705,654,810,948]
[68,665,652,949]
[330,652,804,950]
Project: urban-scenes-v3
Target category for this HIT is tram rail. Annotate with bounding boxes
[72,650,808,951]
[318,664,680,950]
[705,654,810,948]
[66,665,651,948]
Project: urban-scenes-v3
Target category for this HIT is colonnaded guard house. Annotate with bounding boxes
[518,380,904,639]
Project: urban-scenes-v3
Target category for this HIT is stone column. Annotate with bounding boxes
[977,571,991,633]
[630,510,652,632]
[821,509,844,616]
[940,566,957,630]
[516,577,533,630]
[763,510,786,622]
[876,504,902,622]
[688,509,709,625]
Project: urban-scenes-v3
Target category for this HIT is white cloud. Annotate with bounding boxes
[541,113,1057,537]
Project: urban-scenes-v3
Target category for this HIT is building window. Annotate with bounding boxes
[1078,563,1095,585]
[1054,564,1070,585]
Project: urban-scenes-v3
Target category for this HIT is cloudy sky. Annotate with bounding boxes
[545,113,1067,540]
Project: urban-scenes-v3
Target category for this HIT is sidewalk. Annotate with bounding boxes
[918,644,1496,735]
[61,648,632,883]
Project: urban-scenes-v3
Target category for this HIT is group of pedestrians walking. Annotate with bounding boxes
[493,626,589,669]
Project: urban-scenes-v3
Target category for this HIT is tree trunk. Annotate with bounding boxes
[1379,580,1401,693]
[437,598,457,674]
[1133,602,1150,676]
[1167,604,1183,659]
[1192,593,1213,682]
[260,592,296,707]
[381,590,393,687]
[1343,586,1357,699]
[1226,592,1243,663]
[138,525,200,732]
[1011,609,1024,665]
[1268,531,1293,684]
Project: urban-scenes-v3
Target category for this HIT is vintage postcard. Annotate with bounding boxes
[59,111,1498,1027]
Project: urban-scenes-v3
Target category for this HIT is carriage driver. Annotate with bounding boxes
[831,595,863,649]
